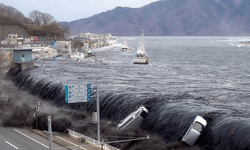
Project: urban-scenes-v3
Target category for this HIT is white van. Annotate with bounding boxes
[117,106,149,131]
[182,115,207,146]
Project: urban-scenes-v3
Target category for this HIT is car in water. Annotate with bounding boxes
[117,106,149,131]
[182,115,207,146]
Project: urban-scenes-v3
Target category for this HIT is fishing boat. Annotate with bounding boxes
[68,51,85,59]
[133,29,149,64]
[121,40,131,52]
[85,49,95,57]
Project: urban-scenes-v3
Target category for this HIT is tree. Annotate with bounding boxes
[0,3,28,23]
[42,22,64,37]
[60,25,71,39]
[72,39,84,51]
[41,13,54,25]
[29,10,55,25]
[29,10,43,25]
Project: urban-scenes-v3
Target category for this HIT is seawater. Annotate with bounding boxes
[7,36,250,149]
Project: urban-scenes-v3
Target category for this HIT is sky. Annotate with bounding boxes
[1,0,158,22]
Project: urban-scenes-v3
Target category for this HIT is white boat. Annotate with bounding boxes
[85,49,95,57]
[121,40,131,52]
[68,51,85,59]
[133,30,149,64]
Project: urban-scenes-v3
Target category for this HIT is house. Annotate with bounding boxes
[79,32,117,48]
[73,37,90,50]
[8,34,18,44]
[80,33,99,40]
[53,41,72,55]
[32,47,58,60]
[12,48,34,70]
[17,37,24,45]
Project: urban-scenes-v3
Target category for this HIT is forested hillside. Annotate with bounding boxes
[0,3,68,38]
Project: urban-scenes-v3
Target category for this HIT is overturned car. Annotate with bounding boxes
[117,106,149,131]
[182,115,207,146]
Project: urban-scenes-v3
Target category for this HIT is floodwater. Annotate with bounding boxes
[5,36,250,150]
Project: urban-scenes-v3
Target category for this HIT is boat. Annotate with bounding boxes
[121,40,131,52]
[85,48,95,57]
[133,29,149,64]
[68,50,85,59]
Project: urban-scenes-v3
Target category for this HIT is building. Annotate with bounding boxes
[8,34,18,44]
[32,47,58,60]
[78,32,117,48]
[80,33,99,40]
[73,37,90,50]
[12,49,34,70]
[53,41,72,55]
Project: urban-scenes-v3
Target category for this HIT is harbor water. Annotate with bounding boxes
[6,36,250,149]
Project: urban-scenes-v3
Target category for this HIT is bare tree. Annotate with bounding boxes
[29,10,55,26]
[72,39,84,51]
[0,3,27,23]
[29,10,43,25]
[60,25,71,39]
[41,13,54,25]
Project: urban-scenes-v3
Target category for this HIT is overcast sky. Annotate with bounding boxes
[1,0,158,22]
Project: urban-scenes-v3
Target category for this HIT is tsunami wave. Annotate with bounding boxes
[5,67,250,150]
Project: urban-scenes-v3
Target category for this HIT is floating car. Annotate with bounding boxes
[117,106,149,131]
[182,115,207,146]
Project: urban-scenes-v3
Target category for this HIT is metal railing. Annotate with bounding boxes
[67,129,120,150]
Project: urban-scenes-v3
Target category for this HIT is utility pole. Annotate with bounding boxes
[46,116,53,150]
[0,24,1,44]
[96,85,100,142]
[101,139,104,150]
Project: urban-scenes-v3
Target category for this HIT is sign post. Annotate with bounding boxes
[96,85,100,142]
[65,83,101,142]
[65,84,91,103]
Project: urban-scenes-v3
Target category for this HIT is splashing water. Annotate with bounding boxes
[4,36,250,149]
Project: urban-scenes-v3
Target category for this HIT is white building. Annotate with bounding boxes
[8,34,18,44]
[80,33,99,40]
[32,47,58,59]
[54,41,72,53]
[1,34,18,44]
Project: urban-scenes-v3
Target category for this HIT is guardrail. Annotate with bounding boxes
[68,129,120,150]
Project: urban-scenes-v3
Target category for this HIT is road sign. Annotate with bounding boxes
[33,36,37,42]
[65,84,91,103]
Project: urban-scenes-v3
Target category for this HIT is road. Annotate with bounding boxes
[0,127,98,150]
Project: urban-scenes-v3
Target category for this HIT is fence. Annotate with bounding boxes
[67,129,120,150]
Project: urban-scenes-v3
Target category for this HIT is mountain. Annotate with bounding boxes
[60,0,250,36]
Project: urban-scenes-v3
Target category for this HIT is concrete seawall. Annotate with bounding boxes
[0,25,29,41]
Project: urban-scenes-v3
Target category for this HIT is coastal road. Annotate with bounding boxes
[0,127,98,150]
[0,127,48,150]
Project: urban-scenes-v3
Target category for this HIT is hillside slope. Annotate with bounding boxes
[61,0,250,36]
